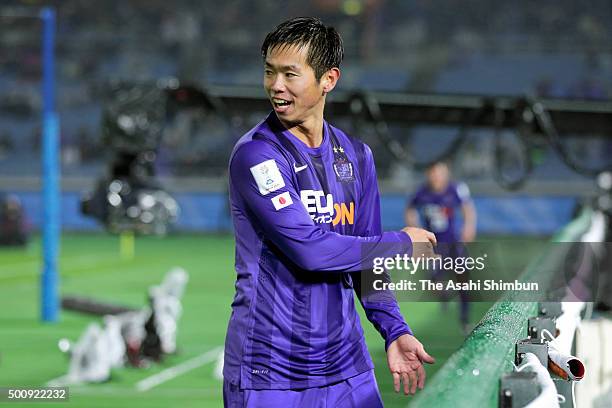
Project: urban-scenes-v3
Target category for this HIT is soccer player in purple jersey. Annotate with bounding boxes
[223,17,436,407]
[405,161,477,333]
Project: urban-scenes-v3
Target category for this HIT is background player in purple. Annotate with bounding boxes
[224,17,437,407]
[405,161,477,333]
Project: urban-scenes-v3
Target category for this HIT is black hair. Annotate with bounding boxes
[261,17,344,81]
[426,161,449,171]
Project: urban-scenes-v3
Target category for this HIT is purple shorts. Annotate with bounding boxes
[223,369,384,408]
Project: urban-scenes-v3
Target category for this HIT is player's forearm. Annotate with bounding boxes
[353,276,413,349]
[362,299,413,350]
[461,202,477,240]
[272,227,412,272]
[463,203,476,229]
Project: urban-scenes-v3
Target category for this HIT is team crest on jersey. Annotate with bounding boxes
[333,160,355,183]
[332,146,355,183]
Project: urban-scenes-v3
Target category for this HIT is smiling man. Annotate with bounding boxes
[223,17,436,407]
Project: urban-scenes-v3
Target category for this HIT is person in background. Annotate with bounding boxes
[405,161,477,333]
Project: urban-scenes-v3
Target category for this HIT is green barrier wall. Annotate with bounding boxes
[410,208,593,408]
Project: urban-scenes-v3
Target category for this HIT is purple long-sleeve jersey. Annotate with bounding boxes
[223,112,413,390]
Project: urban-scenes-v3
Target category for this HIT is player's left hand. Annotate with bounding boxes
[386,334,435,395]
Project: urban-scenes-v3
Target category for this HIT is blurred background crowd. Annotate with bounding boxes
[0,0,610,197]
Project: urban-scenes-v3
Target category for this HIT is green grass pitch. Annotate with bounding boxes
[0,233,548,407]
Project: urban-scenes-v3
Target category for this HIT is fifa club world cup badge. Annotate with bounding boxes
[333,146,355,183]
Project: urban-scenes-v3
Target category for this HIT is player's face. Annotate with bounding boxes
[264,44,327,125]
[427,163,450,192]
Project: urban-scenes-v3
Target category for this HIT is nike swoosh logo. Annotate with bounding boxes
[293,163,308,173]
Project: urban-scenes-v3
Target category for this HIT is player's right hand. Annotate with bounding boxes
[401,227,437,259]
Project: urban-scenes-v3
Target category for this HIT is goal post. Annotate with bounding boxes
[39,6,60,323]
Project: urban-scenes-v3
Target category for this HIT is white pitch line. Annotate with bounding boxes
[46,374,70,387]
[136,346,223,392]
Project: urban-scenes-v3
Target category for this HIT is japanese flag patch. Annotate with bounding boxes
[250,159,285,195]
[271,192,293,210]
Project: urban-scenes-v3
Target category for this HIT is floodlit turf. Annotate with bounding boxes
[0,233,548,407]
